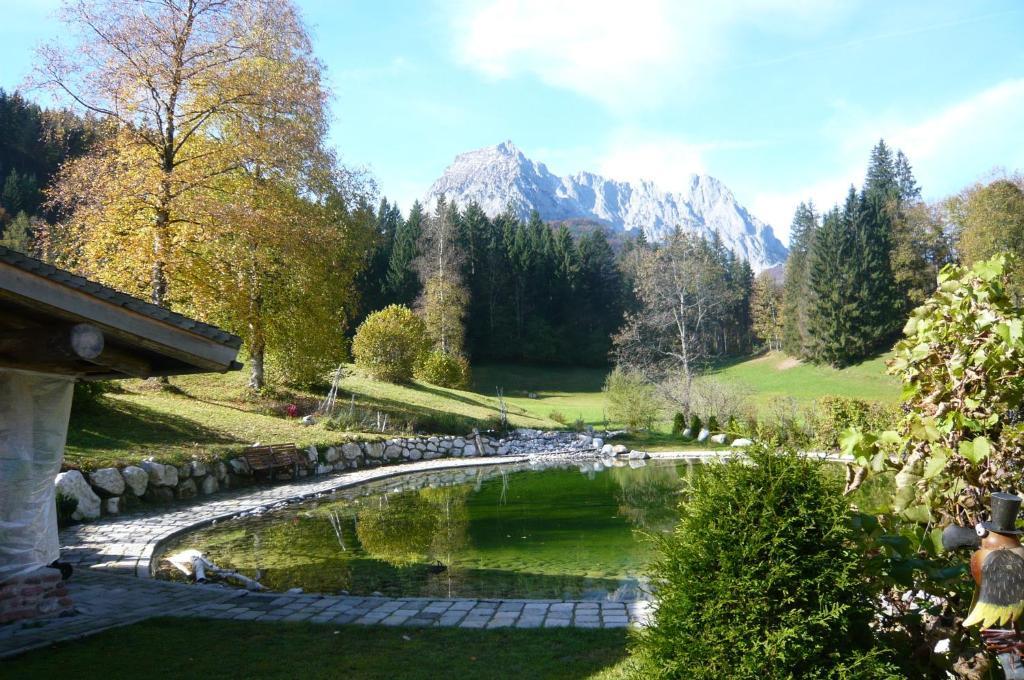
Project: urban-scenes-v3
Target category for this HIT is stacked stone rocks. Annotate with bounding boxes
[56,429,627,523]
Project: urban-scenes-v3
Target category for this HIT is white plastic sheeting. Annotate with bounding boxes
[0,369,74,582]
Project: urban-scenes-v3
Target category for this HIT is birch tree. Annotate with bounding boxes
[613,230,738,412]
[415,197,468,356]
[36,0,315,307]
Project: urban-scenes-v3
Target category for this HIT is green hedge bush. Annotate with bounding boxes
[603,368,660,431]
[813,396,899,451]
[351,305,429,383]
[630,445,897,679]
[414,349,471,389]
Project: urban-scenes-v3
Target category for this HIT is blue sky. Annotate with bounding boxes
[2,1,1023,243]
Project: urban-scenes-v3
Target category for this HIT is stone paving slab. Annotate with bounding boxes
[1,457,655,659]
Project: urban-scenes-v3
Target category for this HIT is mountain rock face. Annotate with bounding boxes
[424,141,788,272]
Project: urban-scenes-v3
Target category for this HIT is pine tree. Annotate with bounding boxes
[865,139,897,198]
[894,150,920,203]
[0,210,32,253]
[807,196,859,366]
[576,228,623,363]
[386,200,423,305]
[781,202,818,357]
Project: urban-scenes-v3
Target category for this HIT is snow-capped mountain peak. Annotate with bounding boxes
[424,142,788,272]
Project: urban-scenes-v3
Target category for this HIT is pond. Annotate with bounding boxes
[155,458,699,601]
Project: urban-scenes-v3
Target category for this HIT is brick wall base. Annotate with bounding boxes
[0,567,73,624]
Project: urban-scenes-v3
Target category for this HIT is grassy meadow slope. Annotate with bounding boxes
[64,353,900,469]
[708,351,900,408]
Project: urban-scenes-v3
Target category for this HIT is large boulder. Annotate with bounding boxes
[341,443,362,461]
[55,470,101,520]
[324,447,340,464]
[198,475,219,495]
[175,478,197,500]
[141,460,178,487]
[121,465,149,496]
[710,433,728,445]
[696,428,710,443]
[383,444,403,460]
[88,467,125,497]
[612,444,629,456]
[731,438,754,448]
[228,458,250,475]
[144,486,175,503]
[189,460,208,477]
[103,497,122,515]
[365,442,384,459]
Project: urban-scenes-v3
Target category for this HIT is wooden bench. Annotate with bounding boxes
[243,443,309,481]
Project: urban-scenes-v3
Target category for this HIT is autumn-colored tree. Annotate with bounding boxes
[952,177,1024,295]
[35,0,319,306]
[415,197,468,357]
[751,271,783,351]
[36,0,373,388]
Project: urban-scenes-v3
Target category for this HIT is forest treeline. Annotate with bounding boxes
[352,198,754,367]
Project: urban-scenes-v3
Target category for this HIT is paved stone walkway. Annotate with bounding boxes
[2,455,654,659]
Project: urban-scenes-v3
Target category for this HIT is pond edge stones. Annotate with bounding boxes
[59,428,635,523]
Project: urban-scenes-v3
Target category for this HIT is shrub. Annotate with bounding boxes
[603,367,661,431]
[688,414,702,434]
[408,412,477,435]
[414,349,470,389]
[630,446,898,678]
[688,377,752,427]
[813,396,898,451]
[671,412,687,435]
[548,411,567,425]
[71,380,115,415]
[706,415,719,432]
[351,305,429,383]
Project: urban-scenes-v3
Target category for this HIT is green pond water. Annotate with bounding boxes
[156,459,698,600]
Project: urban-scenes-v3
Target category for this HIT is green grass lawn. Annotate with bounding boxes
[2,618,633,680]
[707,351,899,408]
[64,352,900,468]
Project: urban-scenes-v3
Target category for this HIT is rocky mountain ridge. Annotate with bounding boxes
[424,141,788,272]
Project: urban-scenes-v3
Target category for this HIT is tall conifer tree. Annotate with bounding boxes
[781,202,818,356]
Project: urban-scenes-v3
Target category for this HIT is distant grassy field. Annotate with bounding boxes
[707,351,900,408]
[64,352,899,468]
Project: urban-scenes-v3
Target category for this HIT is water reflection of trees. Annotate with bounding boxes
[354,485,471,569]
[610,463,689,531]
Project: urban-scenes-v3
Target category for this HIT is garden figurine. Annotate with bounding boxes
[945,492,1024,677]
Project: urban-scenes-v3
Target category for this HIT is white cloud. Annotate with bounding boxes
[868,79,1024,186]
[597,132,707,189]
[751,78,1024,245]
[449,0,846,110]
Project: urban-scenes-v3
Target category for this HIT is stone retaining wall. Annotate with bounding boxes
[56,429,619,524]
